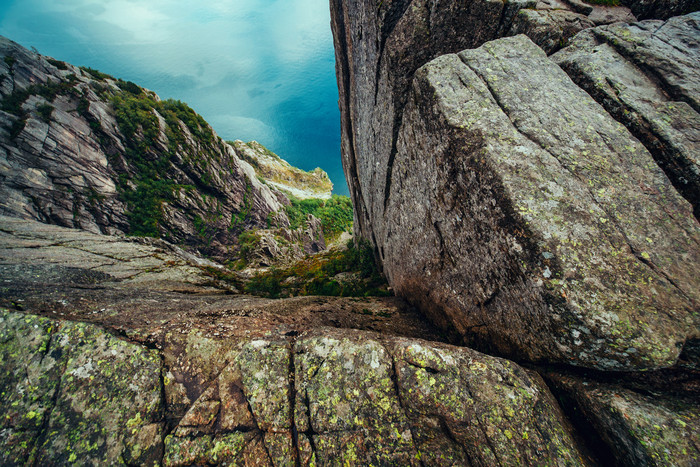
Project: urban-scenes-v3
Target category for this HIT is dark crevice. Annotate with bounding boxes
[563,60,699,220]
[373,0,414,103]
[383,345,426,466]
[538,372,629,467]
[332,0,373,242]
[592,28,700,115]
[31,326,64,467]
[288,339,301,467]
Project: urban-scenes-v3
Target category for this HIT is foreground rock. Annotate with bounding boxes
[553,13,700,219]
[0,216,589,465]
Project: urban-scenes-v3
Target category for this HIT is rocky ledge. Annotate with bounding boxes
[1,215,699,465]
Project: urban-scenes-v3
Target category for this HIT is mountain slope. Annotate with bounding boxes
[0,36,314,260]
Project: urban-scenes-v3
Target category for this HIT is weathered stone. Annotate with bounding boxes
[232,140,333,200]
[0,311,164,466]
[509,8,595,54]
[0,36,287,261]
[382,34,699,370]
[553,13,700,218]
[548,372,700,466]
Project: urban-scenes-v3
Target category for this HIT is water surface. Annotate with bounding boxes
[0,0,347,194]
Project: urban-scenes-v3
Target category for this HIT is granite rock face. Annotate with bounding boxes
[553,13,700,219]
[331,0,700,371]
[0,36,287,260]
[329,0,682,255]
[388,34,699,370]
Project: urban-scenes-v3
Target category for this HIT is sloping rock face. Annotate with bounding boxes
[331,0,700,371]
[0,216,588,466]
[232,140,334,200]
[384,33,700,371]
[329,0,688,254]
[0,36,285,259]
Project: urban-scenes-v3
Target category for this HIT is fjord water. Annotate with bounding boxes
[0,0,347,195]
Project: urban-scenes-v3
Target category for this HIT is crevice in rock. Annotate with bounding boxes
[592,28,700,115]
[561,57,699,220]
[538,372,624,466]
[331,0,373,243]
[288,338,301,467]
[383,345,425,466]
[31,325,64,467]
[373,0,414,104]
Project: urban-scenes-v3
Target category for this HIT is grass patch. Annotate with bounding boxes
[284,194,353,241]
[47,58,68,70]
[109,85,220,237]
[244,239,390,298]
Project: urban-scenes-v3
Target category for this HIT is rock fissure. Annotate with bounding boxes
[30,327,64,467]
[592,28,700,114]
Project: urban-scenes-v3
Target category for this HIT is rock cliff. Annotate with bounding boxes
[331,0,699,371]
[0,36,330,262]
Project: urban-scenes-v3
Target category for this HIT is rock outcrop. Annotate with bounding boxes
[232,140,334,200]
[0,215,589,466]
[0,37,291,260]
[331,0,700,371]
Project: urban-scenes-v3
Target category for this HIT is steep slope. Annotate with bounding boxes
[232,140,333,200]
[0,36,289,260]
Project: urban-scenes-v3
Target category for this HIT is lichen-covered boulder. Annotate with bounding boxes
[0,311,164,465]
[382,34,700,370]
[151,326,590,465]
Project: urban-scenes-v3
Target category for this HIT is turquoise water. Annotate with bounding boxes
[0,0,347,195]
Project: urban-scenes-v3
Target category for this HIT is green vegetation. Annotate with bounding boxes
[47,58,68,70]
[80,66,111,81]
[244,239,390,298]
[585,0,619,5]
[36,103,53,122]
[109,85,218,237]
[1,74,79,140]
[284,195,353,241]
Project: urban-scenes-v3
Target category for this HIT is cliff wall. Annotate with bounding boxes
[331,0,699,371]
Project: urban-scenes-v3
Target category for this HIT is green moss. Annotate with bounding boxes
[79,66,112,81]
[47,58,68,70]
[36,103,53,123]
[284,194,354,241]
[244,239,390,298]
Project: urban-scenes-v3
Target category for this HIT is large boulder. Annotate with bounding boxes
[383,34,699,370]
